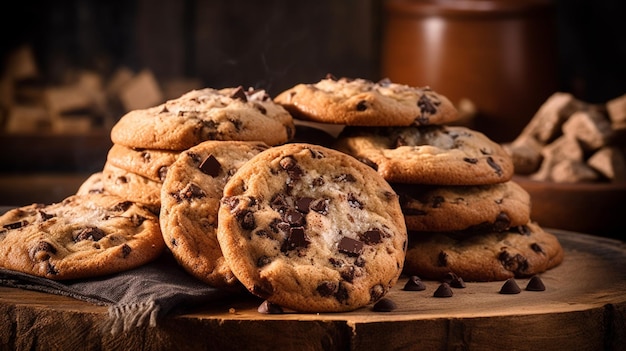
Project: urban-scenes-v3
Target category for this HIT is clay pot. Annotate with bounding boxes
[381,0,558,142]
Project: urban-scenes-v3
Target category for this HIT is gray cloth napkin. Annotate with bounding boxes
[0,250,238,334]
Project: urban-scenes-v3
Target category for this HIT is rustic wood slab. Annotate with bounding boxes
[1,230,625,351]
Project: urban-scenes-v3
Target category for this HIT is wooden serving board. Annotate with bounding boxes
[1,230,625,351]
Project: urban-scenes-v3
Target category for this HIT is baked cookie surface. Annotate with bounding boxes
[0,193,164,280]
[393,180,531,232]
[102,163,162,210]
[76,172,106,195]
[217,143,407,312]
[274,76,458,126]
[106,144,180,183]
[334,125,514,185]
[111,87,295,150]
[403,222,564,282]
[160,140,269,288]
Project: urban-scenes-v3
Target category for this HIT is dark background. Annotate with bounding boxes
[1,0,624,103]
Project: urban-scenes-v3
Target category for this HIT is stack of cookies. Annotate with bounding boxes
[275,75,564,282]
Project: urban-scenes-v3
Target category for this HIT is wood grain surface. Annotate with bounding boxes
[1,230,625,351]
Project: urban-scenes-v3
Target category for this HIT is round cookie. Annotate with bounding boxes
[102,162,162,211]
[160,140,270,288]
[274,75,459,126]
[334,125,515,185]
[111,87,295,151]
[403,222,564,282]
[392,180,531,232]
[0,193,164,280]
[76,172,106,195]
[106,144,180,183]
[216,143,407,312]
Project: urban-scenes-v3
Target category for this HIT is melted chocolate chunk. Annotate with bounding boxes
[295,197,314,213]
[417,94,438,115]
[358,157,378,170]
[498,250,529,274]
[334,282,349,302]
[4,220,28,230]
[433,282,453,297]
[121,244,132,258]
[270,194,288,212]
[317,281,337,297]
[487,156,503,176]
[499,278,521,294]
[525,275,546,291]
[356,100,368,111]
[252,280,274,298]
[236,210,256,230]
[530,243,544,254]
[37,210,54,221]
[283,208,305,227]
[176,183,206,201]
[360,229,382,245]
[31,241,57,261]
[403,276,426,291]
[74,227,106,242]
[463,157,478,164]
[310,198,329,215]
[492,212,511,232]
[340,265,356,282]
[111,201,133,213]
[437,251,449,267]
[257,300,284,314]
[199,154,222,177]
[282,226,309,251]
[347,194,363,209]
[230,86,247,102]
[338,237,364,257]
[372,297,397,312]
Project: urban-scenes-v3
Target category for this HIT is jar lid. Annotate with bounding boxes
[384,0,555,18]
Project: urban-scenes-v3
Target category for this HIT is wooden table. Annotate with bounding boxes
[1,230,625,351]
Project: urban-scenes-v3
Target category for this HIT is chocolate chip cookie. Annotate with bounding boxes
[334,125,514,185]
[111,87,295,151]
[393,180,531,232]
[106,144,180,183]
[274,75,459,126]
[217,143,407,312]
[0,193,164,280]
[160,140,269,288]
[403,222,564,282]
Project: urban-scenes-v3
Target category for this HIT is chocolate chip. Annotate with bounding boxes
[257,255,272,267]
[463,157,478,164]
[334,283,349,302]
[372,298,397,312]
[433,282,453,297]
[74,227,106,242]
[30,241,57,261]
[340,266,356,282]
[121,244,132,258]
[111,201,133,212]
[335,173,357,183]
[530,243,544,254]
[432,196,445,208]
[317,281,337,297]
[358,157,378,170]
[356,100,368,111]
[498,250,529,274]
[176,183,206,201]
[450,276,466,289]
[417,94,438,115]
[487,156,503,176]
[310,198,329,215]
[338,237,364,257]
[199,154,222,177]
[403,276,426,291]
[257,300,284,314]
[515,225,531,235]
[253,102,267,115]
[499,278,521,294]
[347,194,363,209]
[37,210,54,221]
[525,275,546,291]
[437,251,448,267]
[360,229,382,245]
[283,208,305,227]
[295,197,314,213]
[282,226,309,251]
[279,156,297,171]
[236,210,256,230]
[230,86,247,102]
[252,280,274,298]
[4,220,28,230]
[311,176,325,187]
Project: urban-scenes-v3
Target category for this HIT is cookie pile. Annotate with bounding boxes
[276,75,564,282]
